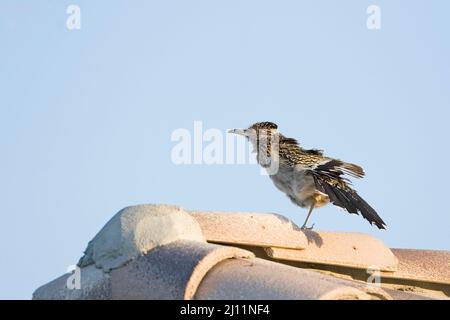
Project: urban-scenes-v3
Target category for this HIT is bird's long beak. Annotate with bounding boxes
[228,128,247,136]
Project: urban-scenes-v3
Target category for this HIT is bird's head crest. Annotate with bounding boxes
[249,122,278,131]
[228,121,278,140]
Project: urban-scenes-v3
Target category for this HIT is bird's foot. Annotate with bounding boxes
[301,223,315,231]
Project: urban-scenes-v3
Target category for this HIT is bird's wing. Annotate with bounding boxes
[311,158,365,179]
[279,135,365,178]
[308,159,386,229]
[278,138,324,168]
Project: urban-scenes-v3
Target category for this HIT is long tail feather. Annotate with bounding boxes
[314,176,386,229]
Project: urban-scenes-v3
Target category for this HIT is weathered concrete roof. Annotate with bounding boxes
[190,211,308,249]
[110,241,254,300]
[33,204,450,300]
[389,249,450,284]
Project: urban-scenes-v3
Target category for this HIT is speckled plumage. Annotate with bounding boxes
[230,121,386,230]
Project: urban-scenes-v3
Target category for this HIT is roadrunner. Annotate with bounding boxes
[229,122,386,230]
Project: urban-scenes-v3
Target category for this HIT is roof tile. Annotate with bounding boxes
[383,249,450,285]
[265,231,398,272]
[110,240,254,300]
[190,211,307,249]
[195,257,392,300]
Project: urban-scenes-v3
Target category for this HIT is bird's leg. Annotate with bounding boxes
[301,204,315,230]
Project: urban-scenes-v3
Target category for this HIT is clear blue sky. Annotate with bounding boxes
[1,1,449,299]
